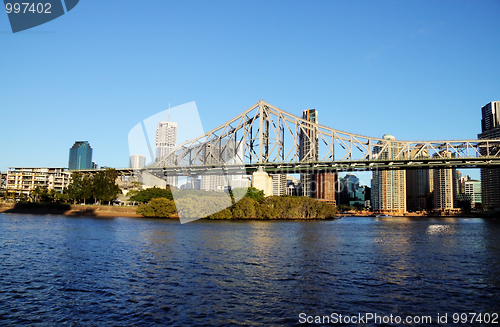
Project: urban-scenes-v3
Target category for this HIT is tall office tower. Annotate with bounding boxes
[129,155,146,169]
[68,141,93,170]
[406,145,433,211]
[299,109,318,197]
[312,172,337,205]
[371,134,407,214]
[339,173,359,205]
[271,174,287,196]
[432,151,457,211]
[478,101,500,209]
[156,121,178,187]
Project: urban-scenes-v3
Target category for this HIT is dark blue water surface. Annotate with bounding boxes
[1,214,499,326]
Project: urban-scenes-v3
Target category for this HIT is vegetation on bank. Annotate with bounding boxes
[64,169,122,205]
[127,186,174,203]
[135,187,338,219]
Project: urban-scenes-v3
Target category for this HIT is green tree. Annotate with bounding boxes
[66,171,83,204]
[207,208,232,219]
[231,197,258,219]
[129,186,174,203]
[174,194,232,219]
[81,175,93,204]
[232,187,265,203]
[137,197,176,218]
[32,186,47,202]
[92,169,121,205]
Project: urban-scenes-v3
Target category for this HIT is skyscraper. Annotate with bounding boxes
[312,172,337,205]
[156,121,177,164]
[68,141,93,170]
[478,101,500,209]
[406,145,433,211]
[339,173,359,206]
[156,121,178,187]
[432,150,457,212]
[299,109,318,197]
[371,134,406,214]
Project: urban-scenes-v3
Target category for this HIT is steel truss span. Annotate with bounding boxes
[139,100,500,173]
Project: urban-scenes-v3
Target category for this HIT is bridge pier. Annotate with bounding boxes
[251,168,273,197]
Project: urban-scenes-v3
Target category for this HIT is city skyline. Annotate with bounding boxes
[1,1,499,187]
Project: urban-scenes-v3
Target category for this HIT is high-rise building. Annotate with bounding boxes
[371,134,406,214]
[156,121,177,163]
[129,155,146,169]
[199,141,249,192]
[478,101,500,209]
[299,109,318,197]
[312,172,336,205]
[432,150,457,211]
[156,121,178,187]
[465,180,482,205]
[406,145,433,211]
[68,141,93,170]
[339,174,359,206]
[271,174,287,196]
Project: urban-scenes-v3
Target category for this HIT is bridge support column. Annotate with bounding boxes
[251,167,273,197]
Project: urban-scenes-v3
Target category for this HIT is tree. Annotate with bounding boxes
[173,194,232,219]
[231,197,258,218]
[32,186,47,203]
[208,208,232,219]
[67,171,83,204]
[137,197,177,218]
[81,175,93,205]
[92,169,121,205]
[129,186,174,203]
[232,187,265,203]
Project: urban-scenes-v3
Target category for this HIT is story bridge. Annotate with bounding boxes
[146,100,500,175]
[71,100,500,178]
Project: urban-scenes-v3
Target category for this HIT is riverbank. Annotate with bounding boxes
[339,211,496,218]
[0,203,142,218]
[1,203,496,219]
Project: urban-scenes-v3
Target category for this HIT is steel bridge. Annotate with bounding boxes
[139,100,500,176]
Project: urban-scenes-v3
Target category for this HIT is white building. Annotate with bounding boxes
[465,180,481,205]
[5,167,72,197]
[433,151,457,211]
[271,174,287,196]
[371,134,406,214]
[156,121,178,187]
[129,155,146,169]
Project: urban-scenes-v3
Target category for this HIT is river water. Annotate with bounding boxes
[0,214,499,326]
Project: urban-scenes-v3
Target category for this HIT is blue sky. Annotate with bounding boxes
[1,0,499,185]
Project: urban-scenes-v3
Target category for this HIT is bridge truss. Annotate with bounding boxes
[145,100,500,175]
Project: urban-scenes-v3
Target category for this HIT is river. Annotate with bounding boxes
[1,214,499,326]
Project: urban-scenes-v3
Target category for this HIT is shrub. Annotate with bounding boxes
[136,198,176,218]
